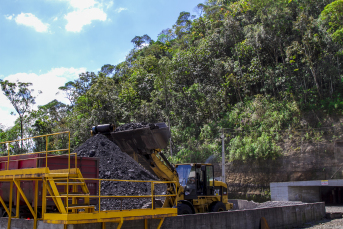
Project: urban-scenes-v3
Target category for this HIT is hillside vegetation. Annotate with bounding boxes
[1,0,343,164]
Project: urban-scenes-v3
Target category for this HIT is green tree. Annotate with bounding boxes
[320,0,343,45]
[0,80,38,144]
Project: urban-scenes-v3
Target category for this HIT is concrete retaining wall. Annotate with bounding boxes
[0,202,325,229]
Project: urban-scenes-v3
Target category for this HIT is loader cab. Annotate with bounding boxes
[175,163,214,200]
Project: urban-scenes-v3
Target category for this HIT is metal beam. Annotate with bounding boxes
[44,179,62,213]
[42,178,47,219]
[16,182,20,218]
[117,218,123,229]
[13,180,36,219]
[34,180,38,229]
[221,130,225,183]
[0,195,10,216]
[157,218,165,229]
[48,178,67,214]
[7,181,13,229]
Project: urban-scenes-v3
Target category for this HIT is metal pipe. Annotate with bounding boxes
[16,184,20,218]
[98,180,101,212]
[42,178,47,219]
[34,180,38,229]
[68,132,71,173]
[157,218,165,229]
[151,182,154,210]
[8,181,13,229]
[222,130,225,183]
[46,136,48,169]
[7,143,10,170]
[0,131,70,144]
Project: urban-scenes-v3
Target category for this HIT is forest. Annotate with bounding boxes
[0,0,342,164]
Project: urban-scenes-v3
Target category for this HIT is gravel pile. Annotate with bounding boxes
[74,133,164,210]
[325,206,343,213]
[114,122,159,132]
[255,201,304,209]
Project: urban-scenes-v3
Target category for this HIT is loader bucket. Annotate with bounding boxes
[111,123,171,155]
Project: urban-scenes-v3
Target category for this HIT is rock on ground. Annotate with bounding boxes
[114,122,159,132]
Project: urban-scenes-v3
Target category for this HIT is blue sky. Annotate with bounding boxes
[0,0,202,128]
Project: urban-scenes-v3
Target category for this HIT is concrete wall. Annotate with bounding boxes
[271,180,343,202]
[0,202,325,229]
[225,127,343,202]
[288,187,320,202]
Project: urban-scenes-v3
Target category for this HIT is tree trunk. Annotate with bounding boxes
[338,56,341,78]
[20,116,23,150]
[310,66,322,99]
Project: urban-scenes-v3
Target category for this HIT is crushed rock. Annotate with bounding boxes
[74,134,164,210]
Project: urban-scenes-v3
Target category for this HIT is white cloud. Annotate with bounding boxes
[14,13,49,33]
[106,1,114,9]
[60,0,108,32]
[61,0,97,9]
[0,67,86,128]
[115,7,127,13]
[0,108,17,129]
[5,14,14,20]
[53,17,58,21]
[64,8,107,32]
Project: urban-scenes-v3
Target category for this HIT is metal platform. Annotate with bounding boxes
[0,132,177,229]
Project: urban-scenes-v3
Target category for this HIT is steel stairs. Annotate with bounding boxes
[45,168,94,214]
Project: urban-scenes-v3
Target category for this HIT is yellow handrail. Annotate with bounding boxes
[46,177,177,212]
[0,131,70,144]
[0,131,73,171]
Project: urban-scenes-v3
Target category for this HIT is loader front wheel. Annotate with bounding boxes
[177,203,193,215]
[209,201,226,212]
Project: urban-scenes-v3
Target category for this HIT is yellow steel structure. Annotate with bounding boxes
[0,132,177,229]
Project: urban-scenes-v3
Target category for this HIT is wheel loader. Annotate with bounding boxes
[92,123,233,214]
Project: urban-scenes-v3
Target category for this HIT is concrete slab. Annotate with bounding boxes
[0,202,326,229]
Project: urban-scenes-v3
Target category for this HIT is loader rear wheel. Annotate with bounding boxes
[177,203,192,215]
[209,201,226,212]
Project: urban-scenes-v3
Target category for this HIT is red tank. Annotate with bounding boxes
[0,153,98,215]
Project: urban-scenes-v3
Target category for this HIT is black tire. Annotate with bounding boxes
[177,203,193,215]
[209,201,226,212]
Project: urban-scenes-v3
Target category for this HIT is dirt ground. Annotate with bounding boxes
[296,206,343,229]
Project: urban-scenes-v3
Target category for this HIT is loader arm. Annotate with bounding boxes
[142,150,184,207]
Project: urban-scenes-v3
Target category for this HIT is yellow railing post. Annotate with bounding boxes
[16,184,20,218]
[34,180,38,215]
[7,180,13,229]
[42,178,46,219]
[7,143,10,170]
[66,176,69,212]
[68,132,71,172]
[98,180,101,212]
[45,135,48,169]
[151,182,154,210]
[157,218,165,229]
[145,219,148,229]
[75,153,77,169]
